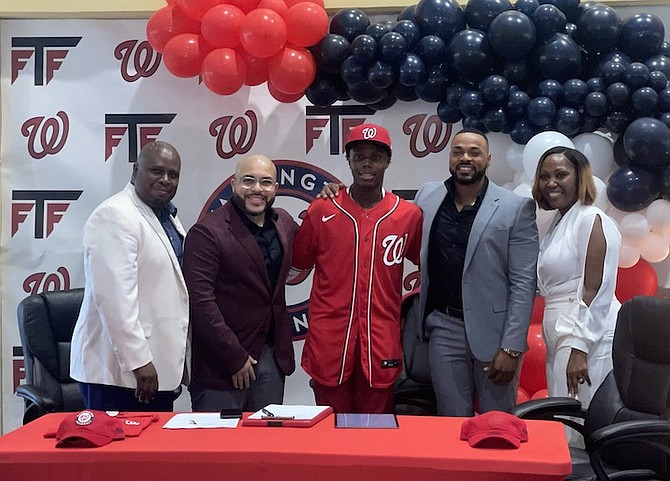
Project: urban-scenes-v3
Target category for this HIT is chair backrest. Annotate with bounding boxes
[17,288,85,411]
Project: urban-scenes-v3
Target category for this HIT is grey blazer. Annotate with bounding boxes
[414,179,539,361]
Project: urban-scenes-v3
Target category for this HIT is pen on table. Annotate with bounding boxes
[261,408,274,417]
[189,419,198,425]
[260,408,294,420]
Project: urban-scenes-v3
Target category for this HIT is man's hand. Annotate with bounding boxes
[484,350,519,385]
[317,182,345,199]
[566,348,591,398]
[133,362,158,403]
[232,356,257,389]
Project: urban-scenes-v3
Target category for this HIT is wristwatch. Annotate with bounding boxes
[501,348,522,358]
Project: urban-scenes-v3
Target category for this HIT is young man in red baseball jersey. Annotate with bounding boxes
[293,124,422,413]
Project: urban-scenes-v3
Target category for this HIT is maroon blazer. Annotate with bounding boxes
[182,202,299,390]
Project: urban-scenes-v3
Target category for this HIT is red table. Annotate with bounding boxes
[0,412,571,481]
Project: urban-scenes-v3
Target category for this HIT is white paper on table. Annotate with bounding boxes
[162,413,240,429]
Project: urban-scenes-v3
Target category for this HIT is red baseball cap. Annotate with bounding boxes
[55,410,125,448]
[460,411,528,449]
[345,123,392,154]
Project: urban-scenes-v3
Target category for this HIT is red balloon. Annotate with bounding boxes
[284,2,328,47]
[268,81,304,102]
[239,8,287,58]
[530,295,545,325]
[285,0,324,7]
[162,33,212,78]
[237,49,269,86]
[616,259,659,302]
[202,48,247,95]
[146,5,201,52]
[256,0,288,17]
[201,4,245,48]
[531,388,549,400]
[227,0,261,14]
[516,387,531,404]
[268,46,315,95]
[518,323,547,397]
[177,0,223,21]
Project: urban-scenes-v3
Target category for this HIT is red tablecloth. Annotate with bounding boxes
[0,412,571,481]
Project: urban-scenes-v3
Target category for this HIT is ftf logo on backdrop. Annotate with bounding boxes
[11,190,82,238]
[199,160,341,340]
[104,113,176,162]
[11,36,81,85]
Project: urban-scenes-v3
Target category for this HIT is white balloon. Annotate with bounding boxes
[486,133,516,185]
[592,176,609,212]
[513,182,533,199]
[522,131,575,178]
[645,199,670,229]
[618,241,641,268]
[505,143,524,172]
[572,133,615,180]
[639,233,670,263]
[663,225,670,243]
[606,206,628,224]
[618,213,650,242]
[502,181,516,191]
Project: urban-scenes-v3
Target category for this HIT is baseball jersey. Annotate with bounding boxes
[293,189,422,388]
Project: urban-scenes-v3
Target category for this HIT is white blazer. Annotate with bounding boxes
[70,183,190,391]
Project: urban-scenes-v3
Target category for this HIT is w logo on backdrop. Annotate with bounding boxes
[21,111,69,159]
[115,40,161,82]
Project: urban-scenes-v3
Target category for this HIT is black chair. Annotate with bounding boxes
[15,288,86,424]
[512,296,670,481]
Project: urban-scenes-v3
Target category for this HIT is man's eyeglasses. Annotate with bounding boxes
[238,176,276,190]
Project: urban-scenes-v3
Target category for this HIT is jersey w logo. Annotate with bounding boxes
[381,234,407,266]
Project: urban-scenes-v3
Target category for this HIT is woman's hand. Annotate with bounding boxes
[566,348,591,398]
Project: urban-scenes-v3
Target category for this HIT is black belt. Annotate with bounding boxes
[438,306,464,320]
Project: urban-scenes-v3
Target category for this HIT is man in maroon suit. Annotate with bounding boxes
[183,154,299,412]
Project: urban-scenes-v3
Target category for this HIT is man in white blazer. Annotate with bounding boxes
[414,128,538,416]
[70,141,189,411]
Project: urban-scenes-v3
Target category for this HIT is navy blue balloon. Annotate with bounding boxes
[598,50,631,67]
[351,34,378,65]
[631,87,658,115]
[347,80,388,104]
[414,0,466,42]
[606,82,630,110]
[649,71,668,93]
[368,93,398,111]
[539,0,580,22]
[536,33,582,82]
[607,164,661,212]
[586,76,605,92]
[538,79,563,103]
[563,22,577,37]
[462,117,489,132]
[663,165,670,200]
[527,96,556,126]
[624,62,651,90]
[488,11,536,60]
[562,79,588,107]
[483,107,508,132]
[368,60,395,89]
[580,115,603,133]
[415,63,449,102]
[553,106,580,136]
[503,60,530,86]
[514,0,539,17]
[659,41,670,58]
[379,32,408,64]
[459,90,486,117]
[620,14,665,62]
[340,55,367,85]
[599,60,627,85]
[507,90,530,118]
[532,4,567,42]
[658,88,670,112]
[584,91,608,117]
[306,75,340,107]
[366,23,393,42]
[645,55,670,78]
[623,117,670,166]
[465,0,513,32]
[394,82,420,101]
[414,35,446,64]
[613,134,631,166]
[437,100,465,123]
[446,83,470,108]
[398,5,417,21]
[604,110,632,134]
[330,9,370,42]
[510,118,539,144]
[575,1,603,23]
[394,20,422,49]
[399,53,426,86]
[480,75,510,105]
[316,34,351,75]
[448,29,493,82]
[574,5,621,54]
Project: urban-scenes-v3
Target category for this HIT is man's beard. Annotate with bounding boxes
[231,192,275,217]
[449,166,486,185]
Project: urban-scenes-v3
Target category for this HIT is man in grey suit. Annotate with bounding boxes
[414,128,538,416]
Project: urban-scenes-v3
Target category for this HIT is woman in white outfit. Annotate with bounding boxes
[531,147,621,410]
